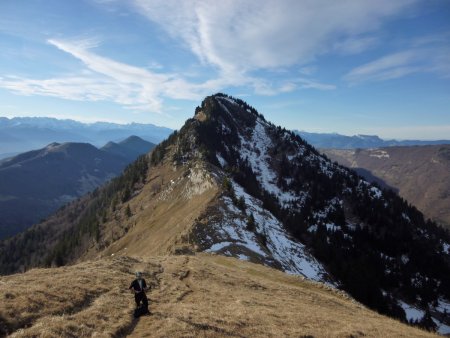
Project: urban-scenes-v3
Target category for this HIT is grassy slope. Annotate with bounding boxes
[323,146,450,228]
[0,255,437,338]
[81,160,219,261]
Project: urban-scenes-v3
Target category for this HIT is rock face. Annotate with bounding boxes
[1,94,449,333]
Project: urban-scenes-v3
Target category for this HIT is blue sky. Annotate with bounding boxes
[0,0,449,139]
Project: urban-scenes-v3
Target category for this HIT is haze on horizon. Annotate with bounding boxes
[0,0,449,140]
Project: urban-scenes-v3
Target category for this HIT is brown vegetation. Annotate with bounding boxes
[0,254,438,337]
[323,145,450,228]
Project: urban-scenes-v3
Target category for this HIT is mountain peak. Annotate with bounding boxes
[3,94,450,333]
[119,135,145,144]
[194,94,260,124]
[101,135,155,162]
[45,142,61,149]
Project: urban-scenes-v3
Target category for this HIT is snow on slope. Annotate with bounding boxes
[399,299,450,335]
[209,96,450,328]
[205,179,332,284]
[205,100,337,283]
[238,118,299,206]
[398,300,425,321]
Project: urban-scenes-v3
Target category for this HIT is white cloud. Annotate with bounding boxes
[333,36,379,55]
[344,47,450,83]
[299,66,317,76]
[132,0,416,72]
[0,38,219,113]
[0,0,427,112]
[344,51,419,83]
[297,78,336,91]
[0,34,336,113]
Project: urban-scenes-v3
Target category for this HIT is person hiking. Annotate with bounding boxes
[129,271,150,316]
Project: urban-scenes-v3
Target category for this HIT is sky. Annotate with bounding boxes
[0,0,449,140]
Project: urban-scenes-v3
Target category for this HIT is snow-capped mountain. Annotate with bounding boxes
[1,94,449,333]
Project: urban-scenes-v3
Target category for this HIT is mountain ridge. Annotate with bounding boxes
[0,117,171,159]
[1,94,449,333]
[295,130,450,149]
[0,136,155,239]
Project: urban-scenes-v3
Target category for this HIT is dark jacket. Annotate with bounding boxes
[129,278,148,293]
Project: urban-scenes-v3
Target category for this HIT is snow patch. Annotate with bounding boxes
[326,223,339,231]
[346,223,357,231]
[239,119,298,207]
[436,298,450,314]
[307,225,318,233]
[207,180,332,284]
[216,153,227,168]
[208,241,233,252]
[401,255,409,264]
[370,186,382,199]
[398,300,425,321]
[442,242,450,254]
[220,96,239,106]
[435,320,450,335]
[432,318,450,335]
[402,213,411,223]
[369,149,390,159]
[237,253,250,261]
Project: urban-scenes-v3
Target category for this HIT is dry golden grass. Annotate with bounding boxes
[0,256,160,337]
[129,254,437,338]
[2,253,435,337]
[81,160,219,262]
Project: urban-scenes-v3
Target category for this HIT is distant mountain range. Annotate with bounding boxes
[295,131,450,149]
[0,117,172,159]
[0,136,154,239]
[2,117,448,159]
[323,145,450,229]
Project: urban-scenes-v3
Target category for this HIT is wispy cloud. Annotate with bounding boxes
[0,34,336,112]
[297,78,336,91]
[333,36,379,55]
[0,0,424,112]
[344,31,450,84]
[132,0,416,72]
[344,51,419,83]
[0,38,215,113]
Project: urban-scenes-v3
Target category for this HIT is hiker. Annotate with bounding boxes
[129,271,150,316]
